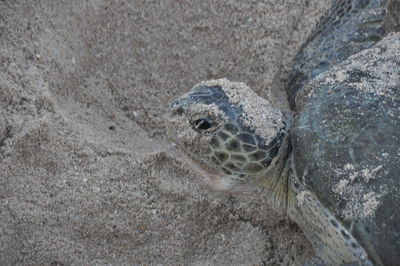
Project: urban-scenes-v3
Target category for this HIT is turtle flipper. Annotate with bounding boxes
[287,0,399,109]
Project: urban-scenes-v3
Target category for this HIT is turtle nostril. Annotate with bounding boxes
[169,99,185,116]
[174,106,184,115]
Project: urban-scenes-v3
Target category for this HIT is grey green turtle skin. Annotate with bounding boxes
[166,1,400,265]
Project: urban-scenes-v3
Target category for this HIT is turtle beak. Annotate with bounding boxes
[165,95,190,142]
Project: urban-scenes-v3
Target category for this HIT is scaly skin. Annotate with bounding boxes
[166,1,399,265]
[166,80,373,265]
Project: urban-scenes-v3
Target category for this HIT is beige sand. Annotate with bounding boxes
[0,0,331,265]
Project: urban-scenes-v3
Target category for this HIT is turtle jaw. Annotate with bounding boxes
[167,118,265,192]
[174,143,241,192]
[167,116,290,192]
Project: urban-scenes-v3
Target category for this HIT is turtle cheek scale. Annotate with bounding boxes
[201,120,285,191]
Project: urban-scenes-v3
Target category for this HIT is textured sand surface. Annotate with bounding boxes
[0,1,331,265]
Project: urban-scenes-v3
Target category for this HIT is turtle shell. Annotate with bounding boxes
[292,34,400,265]
[286,0,400,110]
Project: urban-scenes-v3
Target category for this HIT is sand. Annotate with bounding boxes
[0,1,331,265]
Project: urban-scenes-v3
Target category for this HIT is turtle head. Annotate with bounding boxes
[166,79,290,192]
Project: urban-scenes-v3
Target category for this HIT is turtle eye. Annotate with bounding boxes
[194,117,214,131]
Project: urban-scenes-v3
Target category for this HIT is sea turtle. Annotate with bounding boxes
[166,1,400,265]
